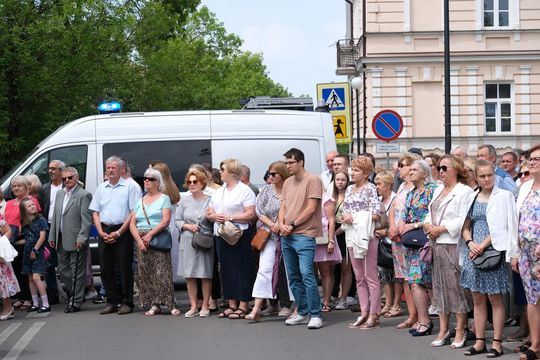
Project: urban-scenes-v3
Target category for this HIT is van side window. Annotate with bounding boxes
[103,141,212,188]
[22,145,88,186]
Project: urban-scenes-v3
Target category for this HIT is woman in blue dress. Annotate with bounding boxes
[460,160,517,358]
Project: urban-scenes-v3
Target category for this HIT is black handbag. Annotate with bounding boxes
[401,228,429,248]
[377,239,394,269]
[472,246,504,271]
[141,198,172,252]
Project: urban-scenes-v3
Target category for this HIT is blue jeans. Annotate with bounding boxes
[281,234,321,318]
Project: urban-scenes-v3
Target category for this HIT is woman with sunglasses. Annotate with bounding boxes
[424,153,442,183]
[423,155,475,348]
[459,160,516,357]
[129,168,179,316]
[246,161,293,320]
[517,162,532,187]
[175,169,214,318]
[206,159,257,319]
[513,145,540,360]
[388,154,420,327]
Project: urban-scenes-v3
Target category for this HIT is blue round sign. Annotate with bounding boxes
[372,110,403,142]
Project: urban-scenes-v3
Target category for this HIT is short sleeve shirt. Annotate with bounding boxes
[281,172,323,238]
[89,177,140,225]
[210,182,256,233]
[134,194,172,230]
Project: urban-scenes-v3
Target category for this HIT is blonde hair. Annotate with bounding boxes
[220,159,243,179]
[374,171,394,187]
[26,175,42,196]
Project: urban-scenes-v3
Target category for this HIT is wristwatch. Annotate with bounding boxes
[289,221,296,229]
[414,223,419,229]
[32,248,39,254]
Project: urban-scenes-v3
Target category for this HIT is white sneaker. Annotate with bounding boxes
[335,298,348,310]
[307,317,324,329]
[278,307,292,317]
[346,296,358,306]
[285,314,309,326]
[428,305,439,317]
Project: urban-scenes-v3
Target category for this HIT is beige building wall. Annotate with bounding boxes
[343,0,540,158]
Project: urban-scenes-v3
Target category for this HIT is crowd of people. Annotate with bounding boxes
[0,144,539,359]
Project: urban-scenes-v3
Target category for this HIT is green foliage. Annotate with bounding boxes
[0,1,289,173]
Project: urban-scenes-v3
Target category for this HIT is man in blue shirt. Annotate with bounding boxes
[477,144,516,192]
[89,156,140,315]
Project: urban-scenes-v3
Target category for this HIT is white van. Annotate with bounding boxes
[0,110,336,280]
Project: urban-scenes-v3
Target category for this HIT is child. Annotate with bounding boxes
[19,197,50,313]
[0,220,19,320]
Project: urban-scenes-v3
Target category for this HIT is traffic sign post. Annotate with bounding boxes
[372,110,404,169]
[317,82,352,145]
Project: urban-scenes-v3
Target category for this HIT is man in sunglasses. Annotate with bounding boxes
[48,167,93,313]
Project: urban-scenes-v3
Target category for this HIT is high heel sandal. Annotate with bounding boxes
[411,322,433,337]
[396,318,417,329]
[450,331,467,349]
[408,322,421,334]
[245,308,261,322]
[348,315,368,329]
[464,338,487,356]
[431,331,452,347]
[384,307,404,318]
[486,339,504,358]
[359,315,380,330]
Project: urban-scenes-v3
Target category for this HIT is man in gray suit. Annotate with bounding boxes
[48,167,93,313]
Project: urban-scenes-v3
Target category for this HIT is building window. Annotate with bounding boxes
[484,83,513,133]
[484,0,509,27]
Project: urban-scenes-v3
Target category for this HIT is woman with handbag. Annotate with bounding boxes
[373,171,398,316]
[423,155,475,348]
[246,161,293,321]
[342,156,381,329]
[206,159,257,319]
[129,168,179,316]
[460,160,516,357]
[398,160,437,337]
[175,168,213,318]
[513,145,540,360]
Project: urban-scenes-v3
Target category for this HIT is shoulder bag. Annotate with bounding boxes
[141,198,172,252]
[192,198,214,251]
[251,227,271,251]
[216,188,243,246]
[377,196,395,269]
[401,228,429,248]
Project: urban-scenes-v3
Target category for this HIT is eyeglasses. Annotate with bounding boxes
[284,160,298,166]
[188,180,199,185]
[437,165,449,172]
[528,157,540,163]
[519,171,530,178]
[143,177,157,182]
[62,176,74,181]
[268,172,278,177]
[398,163,408,168]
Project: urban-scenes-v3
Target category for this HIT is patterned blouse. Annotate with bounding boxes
[255,184,281,240]
[401,183,437,223]
[342,183,381,216]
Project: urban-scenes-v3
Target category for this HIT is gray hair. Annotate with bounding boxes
[63,167,79,178]
[413,159,435,185]
[451,145,468,157]
[144,168,164,192]
[11,175,30,189]
[478,144,497,158]
[105,155,125,168]
[50,159,66,170]
[241,165,251,180]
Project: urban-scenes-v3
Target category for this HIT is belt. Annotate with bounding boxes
[100,223,122,232]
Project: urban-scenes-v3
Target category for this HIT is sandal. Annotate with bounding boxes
[519,349,540,360]
[218,307,237,319]
[464,338,487,356]
[170,308,181,316]
[384,307,404,318]
[144,305,161,316]
[245,308,261,322]
[321,304,332,313]
[379,306,392,316]
[486,339,504,358]
[360,316,380,330]
[396,318,417,329]
[516,342,533,353]
[228,308,247,320]
[348,315,368,329]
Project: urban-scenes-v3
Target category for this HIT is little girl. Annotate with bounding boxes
[0,220,19,320]
[19,197,50,313]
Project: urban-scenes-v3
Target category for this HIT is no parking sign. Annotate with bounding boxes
[372,110,403,142]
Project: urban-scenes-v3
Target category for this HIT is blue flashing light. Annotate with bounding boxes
[98,101,122,114]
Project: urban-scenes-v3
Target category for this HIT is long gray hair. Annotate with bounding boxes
[413,159,436,185]
[144,168,164,192]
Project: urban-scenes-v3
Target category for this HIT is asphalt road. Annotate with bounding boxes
[0,292,523,360]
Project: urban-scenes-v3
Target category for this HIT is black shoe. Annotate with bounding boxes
[64,305,81,313]
[92,294,105,304]
[27,305,39,312]
[37,306,51,313]
[411,322,433,337]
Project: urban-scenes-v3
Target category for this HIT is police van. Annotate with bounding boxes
[0,109,336,280]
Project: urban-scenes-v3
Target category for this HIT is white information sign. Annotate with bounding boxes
[376,142,400,153]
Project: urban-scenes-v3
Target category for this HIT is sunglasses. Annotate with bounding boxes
[62,176,74,181]
[188,180,199,185]
[398,163,407,168]
[437,165,449,172]
[519,171,530,178]
[219,167,225,172]
[143,177,157,182]
[268,172,278,177]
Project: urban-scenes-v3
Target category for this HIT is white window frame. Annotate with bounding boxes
[483,82,514,135]
[476,0,519,30]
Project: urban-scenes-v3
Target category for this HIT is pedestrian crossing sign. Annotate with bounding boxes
[317,82,351,144]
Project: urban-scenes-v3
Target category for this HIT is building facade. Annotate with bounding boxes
[337,0,540,157]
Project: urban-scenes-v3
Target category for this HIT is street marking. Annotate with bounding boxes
[2,322,45,360]
[0,323,21,348]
